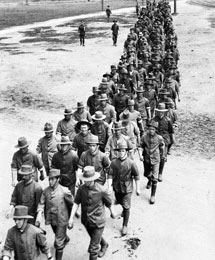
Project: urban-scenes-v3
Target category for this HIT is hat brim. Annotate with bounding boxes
[147,124,158,129]
[64,113,73,115]
[13,215,33,219]
[76,121,92,130]
[78,171,100,181]
[18,170,34,175]
[58,141,72,145]
[154,108,168,112]
[76,106,85,109]
[14,141,31,149]
[159,92,170,95]
[44,129,54,132]
[114,147,133,151]
[98,98,109,101]
[91,115,106,121]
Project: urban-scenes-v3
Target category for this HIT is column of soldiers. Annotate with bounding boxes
[2,1,180,260]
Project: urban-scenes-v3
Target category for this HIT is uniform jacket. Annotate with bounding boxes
[78,149,110,185]
[140,132,165,164]
[113,93,129,115]
[97,103,116,124]
[56,118,77,141]
[10,179,43,220]
[38,184,73,226]
[51,147,79,187]
[73,132,94,158]
[75,183,112,228]
[111,24,119,35]
[36,135,58,170]
[121,121,140,148]
[91,121,111,151]
[153,115,174,145]
[105,134,133,160]
[134,96,150,120]
[11,149,43,182]
[87,94,100,115]
[73,109,92,123]
[108,157,140,193]
[3,224,50,260]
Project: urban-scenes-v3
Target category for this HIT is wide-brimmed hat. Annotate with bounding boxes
[114,142,132,151]
[158,89,170,95]
[120,111,131,122]
[111,65,117,69]
[98,93,109,101]
[76,120,92,130]
[15,137,31,149]
[165,97,174,104]
[145,80,154,86]
[118,84,127,91]
[64,108,73,115]
[43,122,54,132]
[111,121,124,130]
[78,166,100,181]
[92,86,100,93]
[113,19,118,22]
[58,136,72,145]
[135,86,144,93]
[155,103,168,112]
[164,77,172,83]
[76,101,85,109]
[49,168,61,178]
[13,205,33,219]
[128,99,135,106]
[86,135,100,144]
[103,72,111,77]
[92,111,106,121]
[121,68,128,74]
[19,165,34,175]
[147,120,158,129]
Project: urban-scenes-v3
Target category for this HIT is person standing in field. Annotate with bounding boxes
[78,20,86,46]
[111,20,119,46]
[105,5,112,22]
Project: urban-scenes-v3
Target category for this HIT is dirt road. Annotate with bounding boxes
[0,1,214,259]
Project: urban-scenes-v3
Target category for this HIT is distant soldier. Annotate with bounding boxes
[73,101,92,123]
[78,20,86,46]
[111,20,119,46]
[105,5,112,22]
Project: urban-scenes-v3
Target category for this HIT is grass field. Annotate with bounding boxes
[0,0,136,29]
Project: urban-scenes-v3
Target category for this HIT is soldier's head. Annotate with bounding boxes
[13,206,33,230]
[43,122,54,138]
[19,165,33,184]
[147,121,158,136]
[76,121,92,137]
[155,103,168,118]
[59,136,71,153]
[15,137,30,155]
[64,108,73,121]
[86,135,100,155]
[76,102,85,114]
[48,169,60,189]
[114,142,131,160]
[112,122,124,138]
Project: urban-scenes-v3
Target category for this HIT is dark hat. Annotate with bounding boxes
[49,168,61,178]
[92,111,106,121]
[148,73,156,80]
[145,80,153,86]
[13,205,33,219]
[147,120,158,129]
[165,97,174,104]
[92,86,100,92]
[78,166,100,181]
[19,165,34,175]
[101,78,108,84]
[43,122,54,132]
[76,120,92,130]
[113,19,118,22]
[86,135,100,144]
[118,84,127,91]
[155,103,168,112]
[111,65,117,69]
[135,86,144,93]
[120,111,131,122]
[158,89,170,95]
[114,141,132,151]
[98,93,109,101]
[15,137,30,149]
[103,72,111,77]
[64,108,73,115]
[58,136,72,145]
[76,101,85,109]
[127,99,135,106]
[111,121,124,130]
[164,77,173,83]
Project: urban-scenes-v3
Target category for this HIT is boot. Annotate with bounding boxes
[146,180,152,189]
[55,249,63,260]
[89,254,98,260]
[158,159,165,182]
[98,242,109,258]
[150,182,157,204]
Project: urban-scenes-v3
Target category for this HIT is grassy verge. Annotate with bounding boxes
[0,0,136,29]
